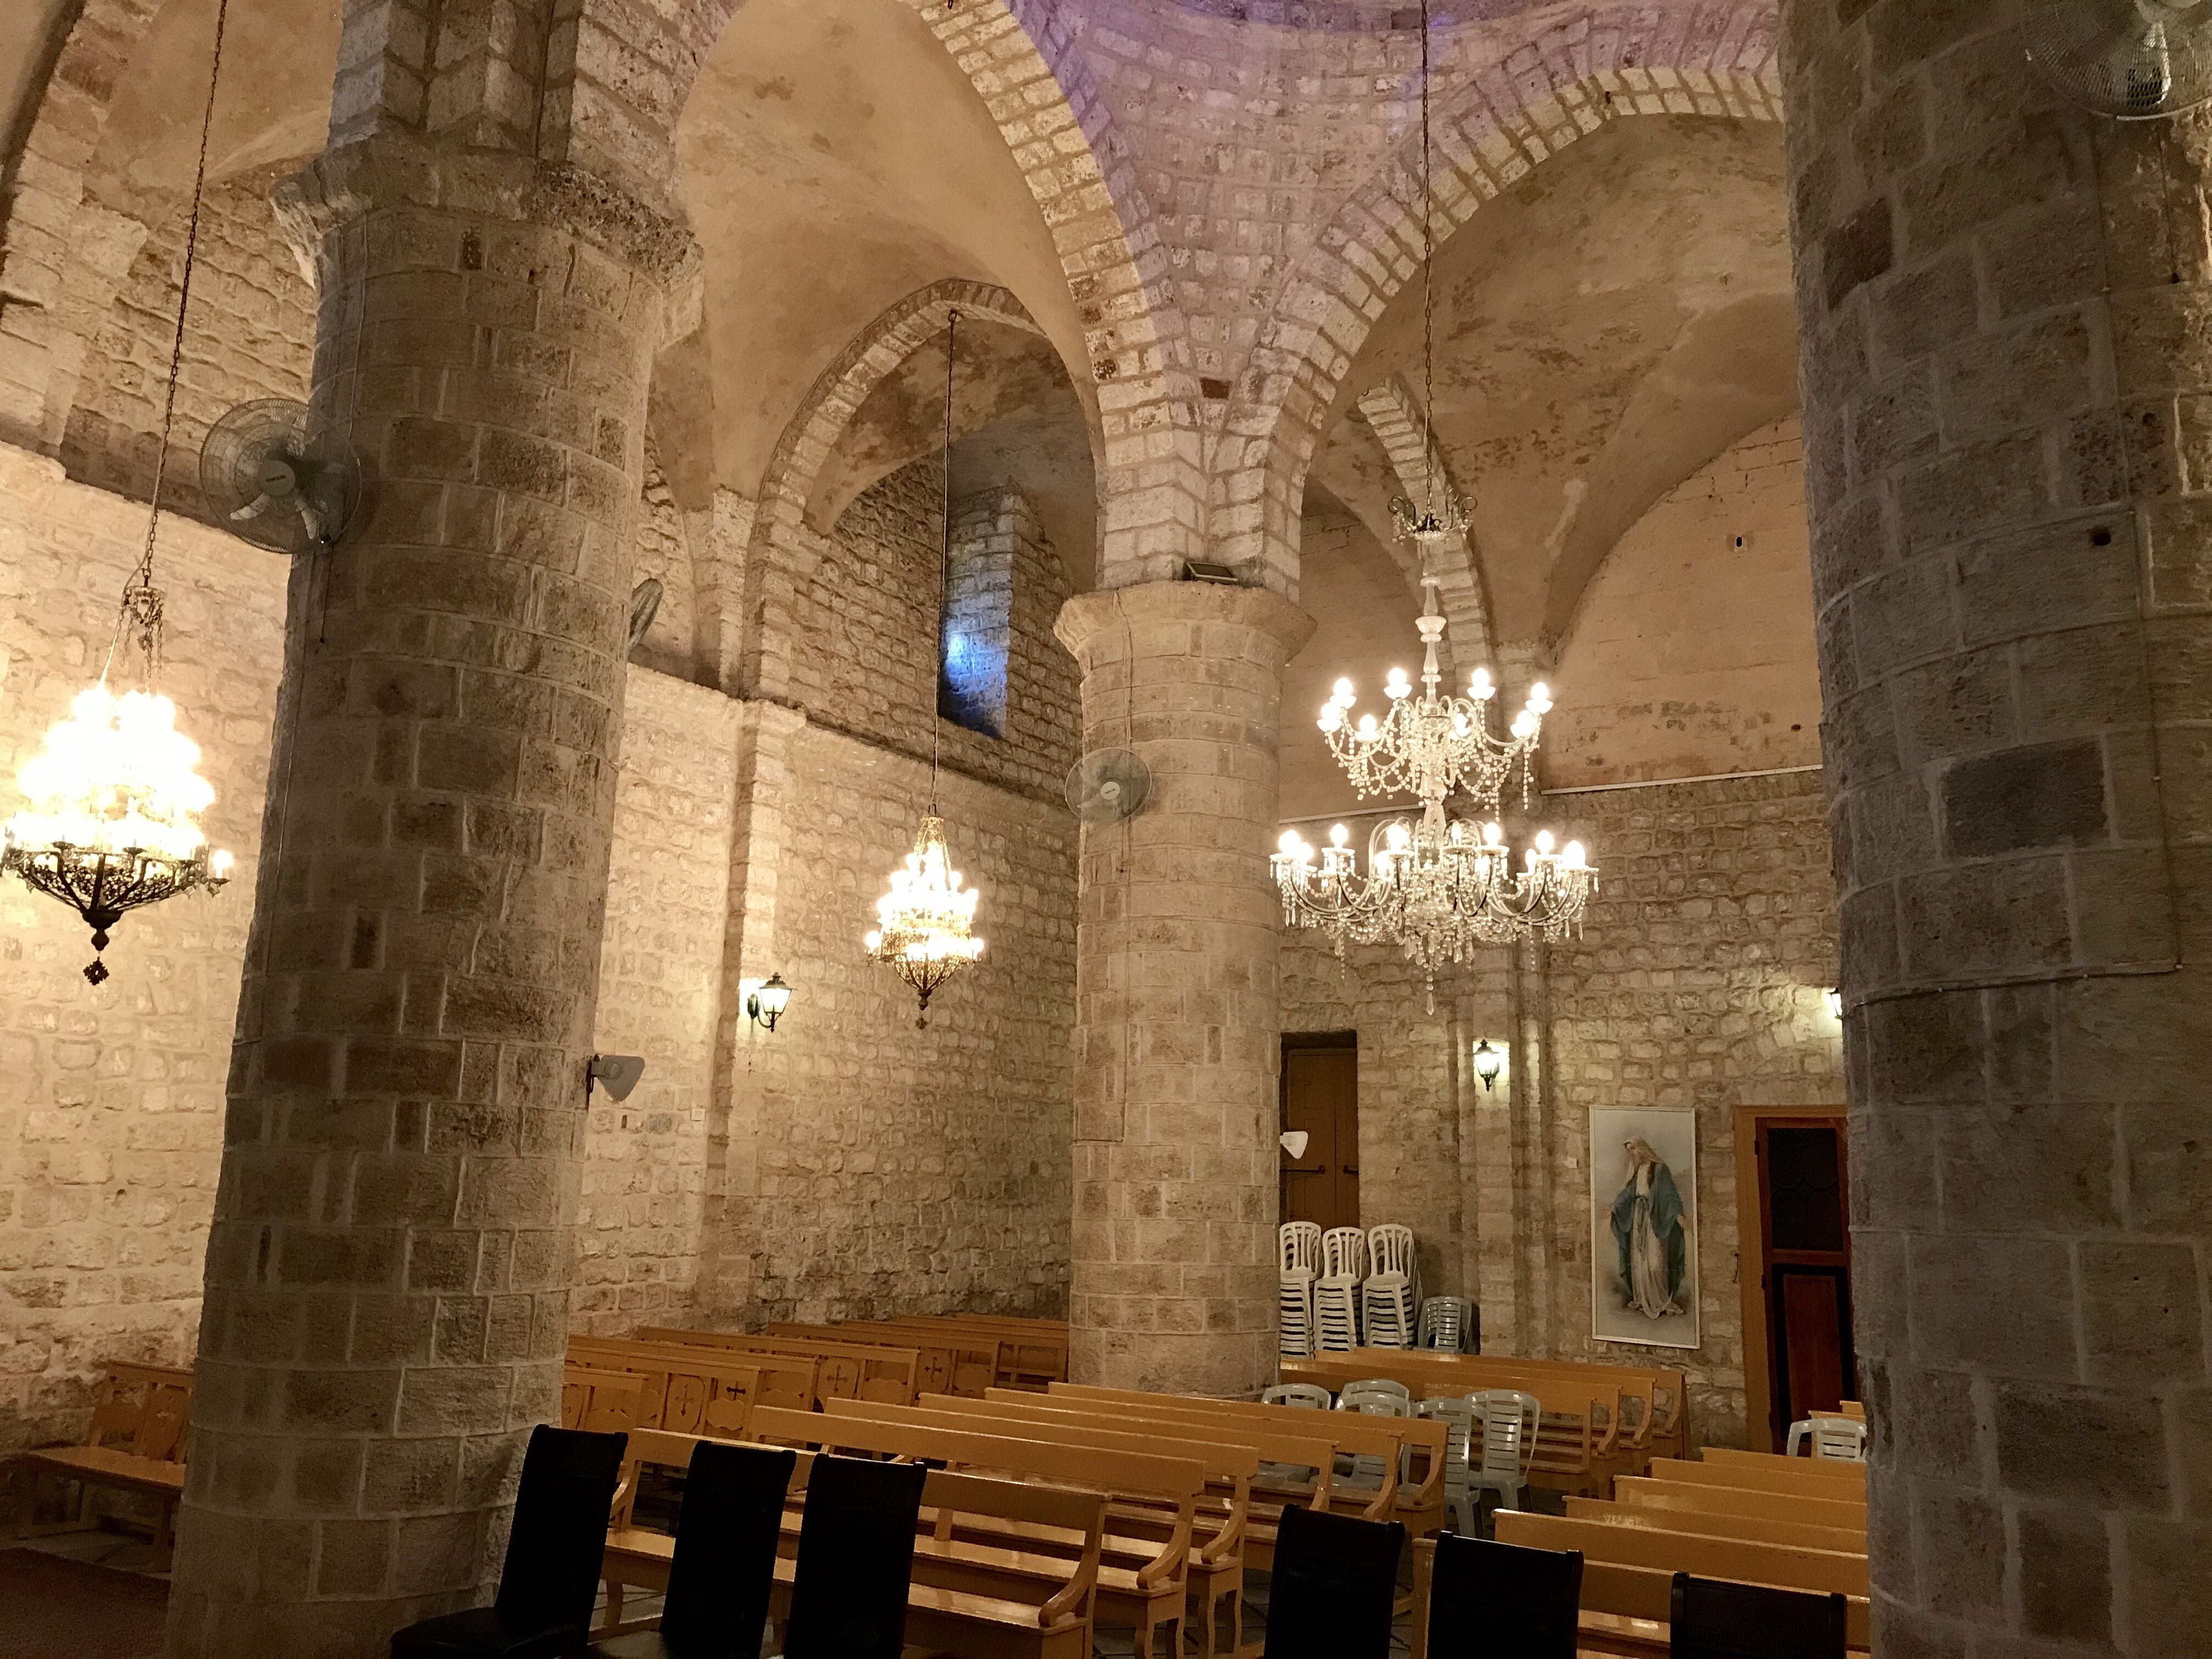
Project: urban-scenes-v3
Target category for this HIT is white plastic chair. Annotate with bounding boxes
[1415,1396,1479,1534]
[1468,1389,1541,1514]
[1417,1295,1470,1353]
[1363,1224,1418,1348]
[1787,1414,1868,1462]
[1263,1383,1334,1410]
[1278,1222,1322,1358]
[1314,1227,1367,1352]
[1336,1376,1412,1488]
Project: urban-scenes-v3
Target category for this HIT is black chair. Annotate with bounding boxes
[1426,1533,1582,1659]
[1261,1502,1406,1659]
[392,1425,628,1659]
[1670,1572,1848,1659]
[591,1442,797,1659]
[780,1453,929,1659]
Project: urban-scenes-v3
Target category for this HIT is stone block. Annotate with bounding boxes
[1910,1234,2078,1378]
[1993,1381,2169,1509]
[1938,740,2108,859]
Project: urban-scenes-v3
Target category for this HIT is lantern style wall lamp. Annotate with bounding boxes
[747,973,794,1035]
[1472,1039,1505,1093]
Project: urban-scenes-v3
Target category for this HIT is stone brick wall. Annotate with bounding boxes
[1550,418,1824,787]
[0,441,285,1455]
[575,672,742,1334]
[58,179,315,526]
[628,448,700,682]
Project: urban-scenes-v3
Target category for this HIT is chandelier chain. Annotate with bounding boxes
[932,307,960,814]
[1419,0,1436,516]
[111,0,230,692]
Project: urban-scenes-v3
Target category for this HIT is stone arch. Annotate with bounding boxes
[741,278,1049,702]
[1354,375,1491,673]
[0,0,167,451]
[1209,1,1782,599]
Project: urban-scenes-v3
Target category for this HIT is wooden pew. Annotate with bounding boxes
[945,1389,1338,1655]
[1565,1497,1864,1556]
[12,1362,191,1569]
[1700,1447,1866,1487]
[601,1427,1105,1659]
[820,1400,1211,1659]
[561,1365,646,1432]
[770,1319,996,1397]
[878,1317,1067,1389]
[566,1335,811,1427]
[635,1327,922,1406]
[1494,1511,1868,1647]
[1610,1475,1866,1533]
[1045,1383,1449,1543]
[746,1405,1199,1659]
[1285,1351,1623,1497]
[1649,1454,1865,1500]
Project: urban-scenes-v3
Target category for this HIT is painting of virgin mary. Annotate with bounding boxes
[1590,1108,1700,1348]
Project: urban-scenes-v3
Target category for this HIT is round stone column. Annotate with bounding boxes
[1054,582,1314,1397]
[1786,8,2212,1653]
[165,139,694,1658]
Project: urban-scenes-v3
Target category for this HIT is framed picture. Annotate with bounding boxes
[1590,1107,1700,1350]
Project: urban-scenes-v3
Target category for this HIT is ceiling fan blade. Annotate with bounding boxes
[229,493,276,523]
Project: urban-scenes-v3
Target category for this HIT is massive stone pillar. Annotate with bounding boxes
[1786,8,2212,1653]
[1056,583,1313,1397]
[165,139,694,1657]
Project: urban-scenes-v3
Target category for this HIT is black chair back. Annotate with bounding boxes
[1261,1502,1406,1659]
[494,1425,628,1638]
[1670,1572,1848,1659]
[781,1454,928,1659]
[659,1442,798,1657]
[1427,1533,1582,1659]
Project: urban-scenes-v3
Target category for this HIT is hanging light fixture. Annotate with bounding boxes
[865,309,985,1026]
[1272,0,1596,1010]
[1,0,236,985]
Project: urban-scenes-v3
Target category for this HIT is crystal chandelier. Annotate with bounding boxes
[866,308,985,1025]
[1273,577,1595,1009]
[2,0,236,986]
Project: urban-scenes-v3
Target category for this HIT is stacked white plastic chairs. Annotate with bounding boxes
[1467,1388,1542,1514]
[1277,1222,1322,1358]
[1363,1223,1419,1347]
[1417,1295,1472,1353]
[1313,1227,1367,1352]
[1787,1413,1868,1461]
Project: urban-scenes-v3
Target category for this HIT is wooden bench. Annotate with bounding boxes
[947,1389,1339,1656]
[877,1317,1067,1389]
[13,1363,192,1568]
[635,1327,922,1406]
[1564,1496,1864,1556]
[1700,1447,1866,1488]
[600,1426,1105,1659]
[1648,1454,1866,1500]
[566,1335,810,1429]
[1492,1510,1869,1650]
[1291,1353,1637,1495]
[1609,1475,1866,1533]
[746,1404,1198,1659]
[561,1365,646,1433]
[770,1319,1000,1398]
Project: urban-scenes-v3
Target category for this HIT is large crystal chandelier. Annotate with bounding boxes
[865,308,985,1025]
[2,0,235,986]
[1273,0,1593,1009]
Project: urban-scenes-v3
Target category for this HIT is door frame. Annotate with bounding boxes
[1734,1104,1851,1453]
[1280,1031,1357,1231]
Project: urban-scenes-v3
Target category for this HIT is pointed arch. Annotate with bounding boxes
[1355,376,1493,671]
[1208,1,1782,600]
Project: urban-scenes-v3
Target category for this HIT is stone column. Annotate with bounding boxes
[165,138,695,1658]
[1786,8,2212,1654]
[1054,582,1313,1397]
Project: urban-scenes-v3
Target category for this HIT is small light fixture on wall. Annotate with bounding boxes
[747,973,794,1035]
[587,1054,646,1102]
[1825,988,1843,1020]
[1472,1039,1505,1093]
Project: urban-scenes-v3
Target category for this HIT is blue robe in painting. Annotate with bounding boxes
[1610,1161,1687,1314]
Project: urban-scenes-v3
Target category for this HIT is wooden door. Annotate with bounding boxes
[1280,1035,1358,1232]
[1742,1114,1855,1449]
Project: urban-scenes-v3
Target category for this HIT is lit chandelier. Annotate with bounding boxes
[865,308,985,1026]
[2,0,236,986]
[1272,0,1595,1010]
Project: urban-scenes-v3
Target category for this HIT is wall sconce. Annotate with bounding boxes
[1472,1039,1504,1093]
[1279,1130,1311,1159]
[747,973,793,1035]
[1825,988,1843,1020]
[587,1054,646,1102]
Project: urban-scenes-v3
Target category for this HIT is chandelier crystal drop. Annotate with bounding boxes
[866,307,986,1025]
[2,0,235,986]
[1274,574,1596,1011]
